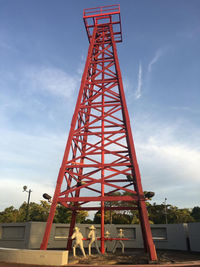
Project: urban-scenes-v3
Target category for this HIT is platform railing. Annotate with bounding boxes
[83,4,120,18]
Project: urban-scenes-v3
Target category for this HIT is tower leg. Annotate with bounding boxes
[40,27,97,251]
[138,200,157,261]
[40,199,57,249]
[101,201,105,254]
[67,210,77,251]
[110,25,157,262]
[40,168,63,250]
[138,203,148,252]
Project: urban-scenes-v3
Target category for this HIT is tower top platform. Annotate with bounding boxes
[83,4,122,43]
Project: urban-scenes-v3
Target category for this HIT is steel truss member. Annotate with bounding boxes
[40,5,157,262]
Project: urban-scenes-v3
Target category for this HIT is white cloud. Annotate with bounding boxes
[134,62,142,99]
[21,66,79,98]
[148,49,163,73]
[123,77,133,93]
[138,137,200,183]
[138,138,200,207]
[1,112,200,211]
[0,178,54,211]
[0,64,81,211]
[1,61,200,212]
[77,54,85,75]
[131,118,200,207]
[0,128,67,210]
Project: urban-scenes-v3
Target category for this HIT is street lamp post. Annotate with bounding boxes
[164,197,168,224]
[23,186,32,222]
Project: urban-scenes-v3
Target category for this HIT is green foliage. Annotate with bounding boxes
[167,207,195,223]
[93,210,113,224]
[0,201,88,223]
[54,205,88,223]
[93,191,198,225]
[84,218,93,224]
[0,206,19,223]
[17,201,51,222]
[148,203,195,224]
[112,213,132,224]
[191,206,200,222]
[0,198,199,225]
[76,210,88,223]
[54,205,72,223]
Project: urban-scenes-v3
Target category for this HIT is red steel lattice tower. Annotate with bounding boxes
[40,5,157,261]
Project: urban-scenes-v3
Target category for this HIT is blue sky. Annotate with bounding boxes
[0,0,200,214]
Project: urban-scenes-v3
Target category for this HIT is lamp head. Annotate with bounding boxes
[43,193,52,202]
[23,185,27,192]
[144,191,155,199]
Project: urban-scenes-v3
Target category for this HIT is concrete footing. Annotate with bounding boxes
[0,247,68,266]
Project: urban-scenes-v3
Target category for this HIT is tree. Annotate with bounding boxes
[84,218,93,224]
[0,199,198,224]
[93,210,112,224]
[147,203,195,224]
[191,207,200,222]
[116,191,141,224]
[54,205,88,223]
[147,203,167,224]
[104,192,121,224]
[17,201,51,222]
[54,205,72,223]
[168,207,194,223]
[0,206,19,223]
[112,213,132,224]
[0,201,88,223]
[93,191,137,224]
[76,209,88,223]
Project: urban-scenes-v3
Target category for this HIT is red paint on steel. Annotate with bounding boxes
[109,23,157,261]
[40,5,157,262]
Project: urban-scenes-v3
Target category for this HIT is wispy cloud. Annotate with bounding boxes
[171,106,200,114]
[137,135,200,207]
[0,178,55,210]
[21,66,79,98]
[148,49,163,73]
[132,117,200,207]
[0,128,66,210]
[135,62,142,99]
[0,33,18,53]
[0,65,80,210]
[179,26,200,39]
[77,54,85,75]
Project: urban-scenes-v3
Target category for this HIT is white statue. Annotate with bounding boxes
[88,225,101,255]
[71,226,86,258]
[105,230,110,252]
[112,228,125,254]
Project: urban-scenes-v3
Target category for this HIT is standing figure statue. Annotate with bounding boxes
[105,230,110,253]
[71,226,86,258]
[112,228,125,254]
[88,225,101,256]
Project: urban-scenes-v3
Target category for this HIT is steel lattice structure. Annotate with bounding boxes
[40,5,157,261]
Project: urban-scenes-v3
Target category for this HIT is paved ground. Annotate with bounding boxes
[68,249,200,266]
[0,249,200,267]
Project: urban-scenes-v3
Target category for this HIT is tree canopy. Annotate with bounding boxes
[0,197,199,224]
[0,201,88,223]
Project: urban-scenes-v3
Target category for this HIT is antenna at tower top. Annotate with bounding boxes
[83,4,122,43]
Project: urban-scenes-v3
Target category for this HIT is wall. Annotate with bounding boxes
[0,222,199,252]
[188,222,200,252]
[0,223,30,249]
